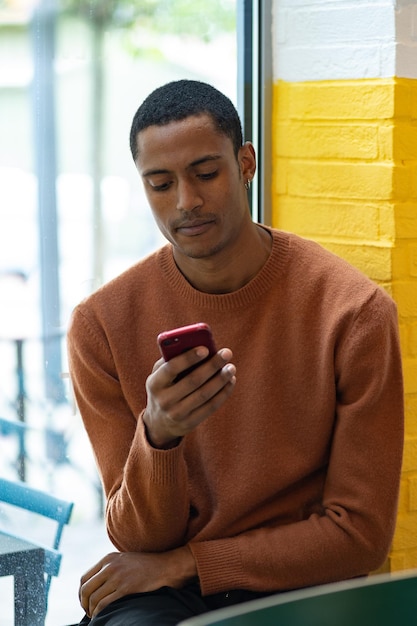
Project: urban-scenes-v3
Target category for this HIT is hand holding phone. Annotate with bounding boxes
[145,323,235,447]
[157,323,217,382]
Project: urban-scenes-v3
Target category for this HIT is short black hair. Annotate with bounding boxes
[129,79,243,161]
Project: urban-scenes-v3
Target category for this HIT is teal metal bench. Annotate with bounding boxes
[179,570,417,626]
[0,477,74,606]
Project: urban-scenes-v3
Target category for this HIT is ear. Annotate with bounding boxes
[238,141,256,183]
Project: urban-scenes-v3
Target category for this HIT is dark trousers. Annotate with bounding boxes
[77,582,272,625]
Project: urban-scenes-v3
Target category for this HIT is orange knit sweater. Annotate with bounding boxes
[67,227,404,596]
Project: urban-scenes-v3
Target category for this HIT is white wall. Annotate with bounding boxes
[272,0,417,81]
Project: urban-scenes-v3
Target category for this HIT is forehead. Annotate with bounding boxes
[135,114,234,172]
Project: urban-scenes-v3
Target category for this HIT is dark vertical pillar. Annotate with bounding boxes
[237,0,254,216]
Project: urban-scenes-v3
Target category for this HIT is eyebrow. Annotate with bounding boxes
[142,154,222,178]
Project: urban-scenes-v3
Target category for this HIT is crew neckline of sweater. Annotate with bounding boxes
[158,226,290,310]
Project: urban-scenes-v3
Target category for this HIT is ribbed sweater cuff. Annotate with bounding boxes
[189,539,248,596]
[149,443,185,485]
[137,414,185,486]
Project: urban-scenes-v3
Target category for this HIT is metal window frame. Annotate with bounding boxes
[237,0,273,225]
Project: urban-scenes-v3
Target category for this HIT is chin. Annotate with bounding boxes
[187,240,227,259]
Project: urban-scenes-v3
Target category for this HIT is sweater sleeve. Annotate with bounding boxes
[67,306,191,552]
[189,288,404,595]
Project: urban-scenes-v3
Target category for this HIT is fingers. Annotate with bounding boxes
[79,567,106,616]
[79,553,119,616]
[80,553,114,585]
[90,591,120,619]
[172,367,236,433]
[83,580,119,619]
[151,356,166,374]
[159,346,214,385]
[154,347,234,389]
[149,348,212,381]
[79,551,175,618]
[144,348,236,446]
[169,352,236,419]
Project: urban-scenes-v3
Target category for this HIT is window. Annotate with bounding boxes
[0,2,239,623]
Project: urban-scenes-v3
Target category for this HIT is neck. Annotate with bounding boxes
[173,224,272,294]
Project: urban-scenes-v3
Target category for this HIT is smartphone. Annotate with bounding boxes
[157,323,217,381]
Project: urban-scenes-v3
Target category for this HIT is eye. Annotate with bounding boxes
[149,180,172,192]
[198,170,218,181]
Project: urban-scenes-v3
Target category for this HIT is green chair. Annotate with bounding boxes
[179,570,417,626]
[0,476,74,606]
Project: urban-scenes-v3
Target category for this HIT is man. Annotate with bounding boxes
[67,80,404,625]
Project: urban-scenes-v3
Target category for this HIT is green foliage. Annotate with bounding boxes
[140,0,235,40]
[59,0,140,27]
[60,0,235,40]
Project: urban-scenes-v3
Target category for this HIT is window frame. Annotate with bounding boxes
[237,0,273,225]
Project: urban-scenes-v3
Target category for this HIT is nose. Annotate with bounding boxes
[176,178,202,212]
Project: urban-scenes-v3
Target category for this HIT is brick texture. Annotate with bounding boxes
[271,75,417,572]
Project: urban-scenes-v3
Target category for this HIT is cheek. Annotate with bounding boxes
[147,201,176,239]
[220,186,245,218]
[146,192,170,219]
[150,208,168,230]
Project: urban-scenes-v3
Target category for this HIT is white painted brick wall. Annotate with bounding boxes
[272,0,417,80]
[396,3,417,76]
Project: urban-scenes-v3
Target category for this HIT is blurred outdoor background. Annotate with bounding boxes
[0,0,237,622]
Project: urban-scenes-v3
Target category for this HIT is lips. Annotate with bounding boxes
[175,219,216,236]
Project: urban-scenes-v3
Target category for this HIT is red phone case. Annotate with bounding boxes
[157,323,216,362]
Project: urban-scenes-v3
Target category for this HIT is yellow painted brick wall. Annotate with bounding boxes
[271,77,417,571]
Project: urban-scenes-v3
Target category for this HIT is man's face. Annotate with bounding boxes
[134,114,255,263]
